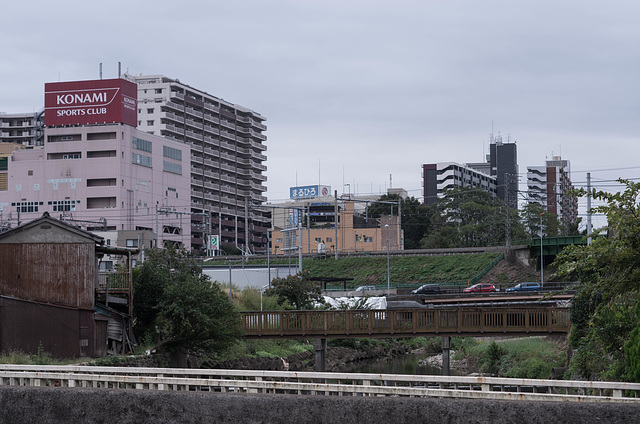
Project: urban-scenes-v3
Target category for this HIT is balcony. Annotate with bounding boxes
[96,272,130,292]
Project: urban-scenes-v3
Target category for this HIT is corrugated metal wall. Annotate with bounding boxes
[0,243,95,308]
[0,297,101,358]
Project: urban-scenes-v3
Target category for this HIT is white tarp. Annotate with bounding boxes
[320,296,387,310]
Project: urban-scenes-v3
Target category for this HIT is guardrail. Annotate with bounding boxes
[1,366,639,403]
[241,307,571,339]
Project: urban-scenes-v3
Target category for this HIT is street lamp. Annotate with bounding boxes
[385,224,390,296]
[540,213,544,290]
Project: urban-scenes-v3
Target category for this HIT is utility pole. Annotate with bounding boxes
[334,190,339,260]
[298,223,303,274]
[245,201,249,255]
[540,213,544,290]
[587,172,592,245]
[397,198,402,250]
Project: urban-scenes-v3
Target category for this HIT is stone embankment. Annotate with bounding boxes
[2,386,639,423]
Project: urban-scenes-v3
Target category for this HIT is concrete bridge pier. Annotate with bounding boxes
[442,336,451,376]
[314,338,327,372]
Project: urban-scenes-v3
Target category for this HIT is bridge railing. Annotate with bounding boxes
[1,365,639,403]
[241,307,571,338]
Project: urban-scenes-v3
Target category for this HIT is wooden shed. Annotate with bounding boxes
[0,212,128,358]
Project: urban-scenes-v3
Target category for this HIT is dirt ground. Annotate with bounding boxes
[479,258,540,286]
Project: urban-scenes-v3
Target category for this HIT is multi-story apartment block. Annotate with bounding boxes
[423,138,518,207]
[527,156,578,231]
[0,111,45,146]
[126,74,269,254]
[422,162,497,205]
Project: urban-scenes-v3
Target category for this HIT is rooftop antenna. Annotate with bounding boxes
[491,120,494,144]
[118,62,121,78]
[390,174,392,189]
[99,63,103,80]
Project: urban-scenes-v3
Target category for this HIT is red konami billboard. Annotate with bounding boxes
[44,78,137,127]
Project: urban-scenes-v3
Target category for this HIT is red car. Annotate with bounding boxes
[463,283,497,293]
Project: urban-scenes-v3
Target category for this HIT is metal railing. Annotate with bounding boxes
[241,307,571,339]
[96,272,130,291]
[1,366,639,403]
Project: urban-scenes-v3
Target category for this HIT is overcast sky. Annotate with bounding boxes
[2,1,639,229]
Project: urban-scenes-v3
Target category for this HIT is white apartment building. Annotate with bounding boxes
[126,74,269,254]
[422,162,497,205]
[527,156,578,230]
[0,111,44,146]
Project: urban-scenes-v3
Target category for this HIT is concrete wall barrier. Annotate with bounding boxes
[2,386,640,424]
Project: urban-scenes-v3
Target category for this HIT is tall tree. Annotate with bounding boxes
[264,271,323,310]
[420,187,526,248]
[520,202,563,239]
[367,194,431,249]
[554,179,640,380]
[133,246,242,361]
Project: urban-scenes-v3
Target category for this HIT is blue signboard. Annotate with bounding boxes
[290,185,330,199]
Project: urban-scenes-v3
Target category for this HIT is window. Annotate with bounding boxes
[147,120,154,126]
[163,145,182,161]
[11,201,43,213]
[364,236,373,243]
[276,238,283,243]
[87,150,116,158]
[132,137,152,153]
[126,239,139,247]
[87,132,116,140]
[163,161,182,175]
[326,237,332,243]
[155,88,163,94]
[315,238,322,243]
[47,134,81,143]
[132,153,152,167]
[48,200,80,212]
[87,178,116,187]
[99,261,113,271]
[147,108,154,114]
[47,152,81,160]
[28,170,33,176]
[87,197,116,209]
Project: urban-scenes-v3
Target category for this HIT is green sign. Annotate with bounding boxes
[209,235,219,250]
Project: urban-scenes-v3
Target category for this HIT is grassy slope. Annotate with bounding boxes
[303,252,502,288]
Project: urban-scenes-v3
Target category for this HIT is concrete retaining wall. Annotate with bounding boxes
[2,386,639,424]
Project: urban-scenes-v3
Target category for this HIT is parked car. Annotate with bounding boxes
[463,283,497,293]
[355,285,377,292]
[412,284,441,295]
[506,282,541,292]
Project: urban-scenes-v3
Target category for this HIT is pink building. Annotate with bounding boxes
[0,78,191,251]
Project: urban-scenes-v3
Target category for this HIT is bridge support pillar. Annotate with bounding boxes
[314,338,327,372]
[442,336,451,376]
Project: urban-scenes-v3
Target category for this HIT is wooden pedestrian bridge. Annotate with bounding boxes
[240,306,571,339]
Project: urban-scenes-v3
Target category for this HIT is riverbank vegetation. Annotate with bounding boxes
[554,179,640,382]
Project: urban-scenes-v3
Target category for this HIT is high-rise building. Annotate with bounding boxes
[422,162,497,205]
[0,111,45,146]
[423,135,518,206]
[125,74,269,254]
[527,156,578,231]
